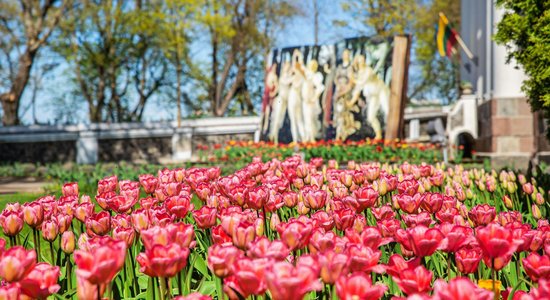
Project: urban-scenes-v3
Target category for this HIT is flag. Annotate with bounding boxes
[436,13,459,57]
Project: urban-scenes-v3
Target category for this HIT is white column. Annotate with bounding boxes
[76,131,98,164]
[172,127,193,161]
[409,119,420,141]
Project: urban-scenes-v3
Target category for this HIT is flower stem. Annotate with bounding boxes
[158,277,167,300]
[49,241,55,264]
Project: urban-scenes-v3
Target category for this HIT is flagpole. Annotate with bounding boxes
[439,12,475,60]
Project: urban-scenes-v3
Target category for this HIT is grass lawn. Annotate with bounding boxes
[0,192,42,211]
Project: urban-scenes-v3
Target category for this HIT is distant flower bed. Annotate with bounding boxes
[0,156,548,299]
[198,139,444,165]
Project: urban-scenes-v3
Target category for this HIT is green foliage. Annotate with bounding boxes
[494,0,550,137]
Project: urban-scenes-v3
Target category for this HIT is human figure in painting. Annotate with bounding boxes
[361,42,391,140]
[333,49,361,141]
[261,63,278,135]
[287,49,306,143]
[269,61,292,143]
[301,59,324,142]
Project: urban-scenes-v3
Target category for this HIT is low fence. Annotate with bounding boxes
[0,117,261,164]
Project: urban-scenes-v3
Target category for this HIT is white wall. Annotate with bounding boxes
[460,0,526,100]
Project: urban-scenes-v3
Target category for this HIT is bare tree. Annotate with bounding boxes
[0,0,68,125]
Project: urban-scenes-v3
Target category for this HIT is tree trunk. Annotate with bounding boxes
[176,62,182,127]
[0,50,36,125]
[1,101,20,125]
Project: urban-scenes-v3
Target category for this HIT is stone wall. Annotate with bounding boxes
[0,141,76,163]
[0,117,261,164]
[476,98,536,168]
[98,137,173,163]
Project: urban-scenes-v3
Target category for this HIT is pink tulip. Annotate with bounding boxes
[336,272,387,300]
[0,246,36,282]
[265,261,322,300]
[207,244,242,278]
[74,238,126,284]
[19,262,61,299]
[0,209,23,237]
[22,202,44,228]
[137,243,189,278]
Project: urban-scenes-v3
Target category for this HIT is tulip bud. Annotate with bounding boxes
[502,195,513,210]
[535,193,545,205]
[270,213,280,231]
[532,204,542,220]
[466,188,474,200]
[61,231,76,254]
[519,174,527,185]
[507,181,517,194]
[523,183,534,195]
[41,219,59,242]
[255,218,264,237]
[62,182,79,197]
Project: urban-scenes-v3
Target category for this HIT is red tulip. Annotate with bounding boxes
[19,262,60,299]
[397,179,419,196]
[165,195,194,219]
[439,224,475,253]
[394,194,422,214]
[347,244,385,273]
[247,237,289,260]
[377,218,401,238]
[277,219,313,251]
[74,202,94,223]
[420,192,444,213]
[231,221,256,249]
[336,272,387,300]
[62,182,79,197]
[76,272,106,300]
[386,254,421,278]
[282,191,298,208]
[333,208,355,231]
[371,204,395,221]
[318,250,350,284]
[173,293,213,300]
[432,277,493,300]
[311,211,334,231]
[95,191,115,210]
[247,186,269,210]
[0,283,20,300]
[395,225,444,257]
[113,226,135,247]
[523,252,550,282]
[131,208,150,232]
[0,209,23,237]
[353,187,379,211]
[54,213,73,234]
[224,257,268,298]
[106,194,138,214]
[86,211,111,236]
[455,247,482,274]
[139,174,158,194]
[475,223,519,270]
[173,223,196,249]
[0,246,36,282]
[137,243,189,278]
[211,225,233,245]
[207,244,242,278]
[468,204,496,226]
[393,265,432,295]
[22,202,44,228]
[265,261,322,300]
[74,238,126,284]
[98,175,118,194]
[309,229,337,254]
[301,188,328,210]
[402,212,434,227]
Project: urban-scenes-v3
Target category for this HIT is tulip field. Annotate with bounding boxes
[1,153,550,299]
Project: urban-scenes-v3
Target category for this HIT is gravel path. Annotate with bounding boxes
[0,177,50,195]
